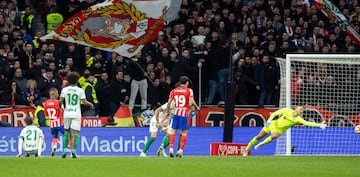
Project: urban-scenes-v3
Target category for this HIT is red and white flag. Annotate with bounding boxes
[41,0,170,58]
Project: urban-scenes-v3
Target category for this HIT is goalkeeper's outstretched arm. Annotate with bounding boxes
[299,119,327,130]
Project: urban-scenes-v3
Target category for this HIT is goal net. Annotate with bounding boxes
[276,54,360,155]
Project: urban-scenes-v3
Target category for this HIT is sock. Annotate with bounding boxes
[69,135,73,150]
[72,134,80,152]
[52,138,58,149]
[169,134,175,148]
[246,137,258,150]
[143,137,156,153]
[177,134,182,150]
[179,135,187,150]
[63,132,70,151]
[259,136,273,146]
[161,135,169,148]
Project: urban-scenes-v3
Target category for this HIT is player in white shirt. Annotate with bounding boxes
[16,118,44,157]
[59,72,94,158]
[140,102,174,157]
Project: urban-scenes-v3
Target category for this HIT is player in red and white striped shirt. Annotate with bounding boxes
[43,87,64,156]
[164,76,199,158]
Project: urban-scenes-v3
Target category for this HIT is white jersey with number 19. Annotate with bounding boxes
[60,85,86,119]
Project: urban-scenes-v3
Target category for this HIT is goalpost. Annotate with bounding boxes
[276,54,360,155]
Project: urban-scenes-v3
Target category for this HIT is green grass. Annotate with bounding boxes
[1,156,359,177]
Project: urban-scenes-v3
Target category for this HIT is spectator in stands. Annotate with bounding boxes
[128,51,148,112]
[18,42,35,71]
[19,27,32,44]
[61,43,77,65]
[12,68,28,92]
[32,31,45,52]
[57,64,69,88]
[110,54,128,79]
[109,69,130,118]
[147,76,162,110]
[26,58,43,81]
[170,48,197,85]
[81,72,99,117]
[153,61,168,83]
[96,71,111,117]
[234,68,257,105]
[167,49,178,71]
[12,36,25,58]
[254,55,279,108]
[93,50,109,74]
[1,32,12,53]
[47,42,59,60]
[22,79,41,108]
[168,35,181,55]
[64,56,80,73]
[35,43,48,60]
[0,80,25,106]
[213,40,231,104]
[91,60,104,78]
[19,5,35,36]
[42,51,55,68]
[5,1,18,26]
[78,68,97,88]
[45,6,64,34]
[37,68,61,98]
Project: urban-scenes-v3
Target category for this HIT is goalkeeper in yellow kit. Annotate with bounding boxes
[243,106,327,156]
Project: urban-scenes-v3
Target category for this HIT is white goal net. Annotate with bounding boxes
[276,54,360,155]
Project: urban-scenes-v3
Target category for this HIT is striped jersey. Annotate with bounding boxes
[169,86,193,117]
[43,98,63,128]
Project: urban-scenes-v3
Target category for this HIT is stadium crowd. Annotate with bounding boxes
[0,0,359,120]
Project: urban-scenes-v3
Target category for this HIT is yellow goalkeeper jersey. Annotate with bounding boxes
[269,108,318,131]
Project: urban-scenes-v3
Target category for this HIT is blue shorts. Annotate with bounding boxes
[171,115,190,130]
[51,126,64,138]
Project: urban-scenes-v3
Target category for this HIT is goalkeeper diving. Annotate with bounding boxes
[243,106,327,156]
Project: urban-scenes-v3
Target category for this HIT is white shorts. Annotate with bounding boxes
[64,118,81,131]
[149,117,171,133]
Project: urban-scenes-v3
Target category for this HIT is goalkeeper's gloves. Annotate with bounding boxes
[318,121,327,130]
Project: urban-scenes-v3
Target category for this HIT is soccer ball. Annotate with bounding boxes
[355,125,360,134]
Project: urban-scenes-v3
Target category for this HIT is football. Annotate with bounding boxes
[355,125,360,134]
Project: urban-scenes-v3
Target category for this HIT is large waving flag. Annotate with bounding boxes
[165,0,182,23]
[41,0,170,58]
[309,0,360,46]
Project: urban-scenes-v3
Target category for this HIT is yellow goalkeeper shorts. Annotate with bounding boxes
[263,124,287,134]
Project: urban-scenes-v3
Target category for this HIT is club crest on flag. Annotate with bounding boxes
[42,0,171,58]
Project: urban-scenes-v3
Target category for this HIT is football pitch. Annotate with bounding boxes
[1,156,358,177]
